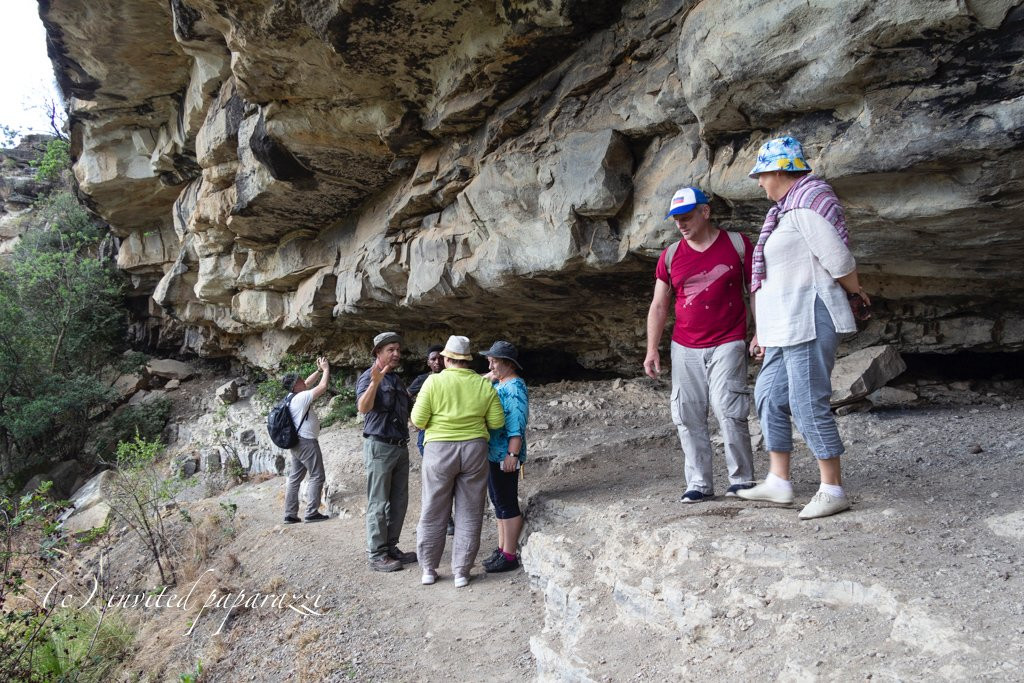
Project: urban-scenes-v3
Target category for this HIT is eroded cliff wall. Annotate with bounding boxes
[40,0,1024,369]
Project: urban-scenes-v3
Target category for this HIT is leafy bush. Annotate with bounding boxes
[253,354,318,409]
[106,432,185,585]
[320,387,358,429]
[0,483,75,681]
[21,607,135,683]
[32,138,71,182]
[91,397,172,460]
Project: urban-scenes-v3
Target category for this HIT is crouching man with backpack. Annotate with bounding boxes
[279,357,331,524]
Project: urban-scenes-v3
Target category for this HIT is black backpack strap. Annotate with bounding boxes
[287,393,312,431]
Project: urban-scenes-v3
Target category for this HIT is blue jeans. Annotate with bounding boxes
[755,297,844,460]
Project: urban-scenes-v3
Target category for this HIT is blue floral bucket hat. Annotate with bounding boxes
[748,136,811,177]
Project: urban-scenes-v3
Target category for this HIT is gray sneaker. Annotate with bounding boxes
[368,555,403,572]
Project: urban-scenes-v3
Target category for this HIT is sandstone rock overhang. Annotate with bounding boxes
[39,0,1024,370]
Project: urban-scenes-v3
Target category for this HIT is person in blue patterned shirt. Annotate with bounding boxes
[479,341,529,573]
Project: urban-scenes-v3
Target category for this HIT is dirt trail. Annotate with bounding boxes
[80,373,1024,681]
[159,457,541,682]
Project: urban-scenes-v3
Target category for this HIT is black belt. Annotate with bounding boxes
[365,434,409,446]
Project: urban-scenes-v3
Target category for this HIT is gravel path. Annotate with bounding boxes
[96,374,1024,681]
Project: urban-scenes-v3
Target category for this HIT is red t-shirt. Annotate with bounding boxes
[655,231,753,348]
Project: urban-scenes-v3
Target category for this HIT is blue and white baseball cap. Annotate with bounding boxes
[665,186,709,219]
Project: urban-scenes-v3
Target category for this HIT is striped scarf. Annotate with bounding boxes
[750,174,849,293]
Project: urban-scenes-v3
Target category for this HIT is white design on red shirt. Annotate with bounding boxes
[681,264,731,306]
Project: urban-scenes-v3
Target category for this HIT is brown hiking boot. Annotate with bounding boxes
[368,555,403,573]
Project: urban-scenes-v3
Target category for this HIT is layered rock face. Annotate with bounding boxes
[40,0,1024,370]
[0,135,56,257]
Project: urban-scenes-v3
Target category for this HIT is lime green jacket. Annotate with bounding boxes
[411,368,505,443]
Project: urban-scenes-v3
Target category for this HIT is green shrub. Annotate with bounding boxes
[74,522,109,545]
[254,355,352,430]
[23,607,135,683]
[107,432,184,585]
[91,397,172,460]
[253,354,318,409]
[179,660,203,683]
[32,138,71,182]
[320,386,358,429]
[1,482,132,682]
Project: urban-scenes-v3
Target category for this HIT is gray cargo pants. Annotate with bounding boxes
[285,437,325,518]
[670,340,754,494]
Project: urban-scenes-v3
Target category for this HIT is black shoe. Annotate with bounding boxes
[725,483,756,497]
[484,553,520,573]
[368,555,403,572]
[304,512,330,522]
[482,547,502,569]
[680,490,713,504]
[446,520,455,536]
[387,546,417,564]
[283,516,301,524]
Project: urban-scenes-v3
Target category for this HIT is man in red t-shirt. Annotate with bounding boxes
[644,186,756,503]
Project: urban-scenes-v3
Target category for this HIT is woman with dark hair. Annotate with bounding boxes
[479,341,529,573]
[738,136,871,520]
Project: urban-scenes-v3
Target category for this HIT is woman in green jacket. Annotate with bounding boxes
[411,335,505,587]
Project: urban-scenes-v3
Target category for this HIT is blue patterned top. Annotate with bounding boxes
[488,377,529,464]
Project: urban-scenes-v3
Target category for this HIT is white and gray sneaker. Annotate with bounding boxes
[735,481,795,505]
[798,491,851,520]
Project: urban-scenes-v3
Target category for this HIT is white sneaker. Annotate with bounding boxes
[421,571,436,585]
[453,574,469,588]
[798,491,851,520]
[735,480,794,505]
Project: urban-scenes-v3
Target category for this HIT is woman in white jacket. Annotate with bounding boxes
[738,136,871,520]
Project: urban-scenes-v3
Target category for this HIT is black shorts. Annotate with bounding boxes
[487,460,521,519]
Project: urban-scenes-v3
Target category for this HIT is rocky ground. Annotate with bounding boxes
[58,367,1024,682]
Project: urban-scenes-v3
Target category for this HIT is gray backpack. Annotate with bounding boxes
[664,231,747,294]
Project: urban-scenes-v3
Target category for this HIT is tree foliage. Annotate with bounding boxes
[0,124,18,148]
[0,186,127,471]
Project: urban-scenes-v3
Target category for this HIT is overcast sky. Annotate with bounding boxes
[0,1,64,139]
